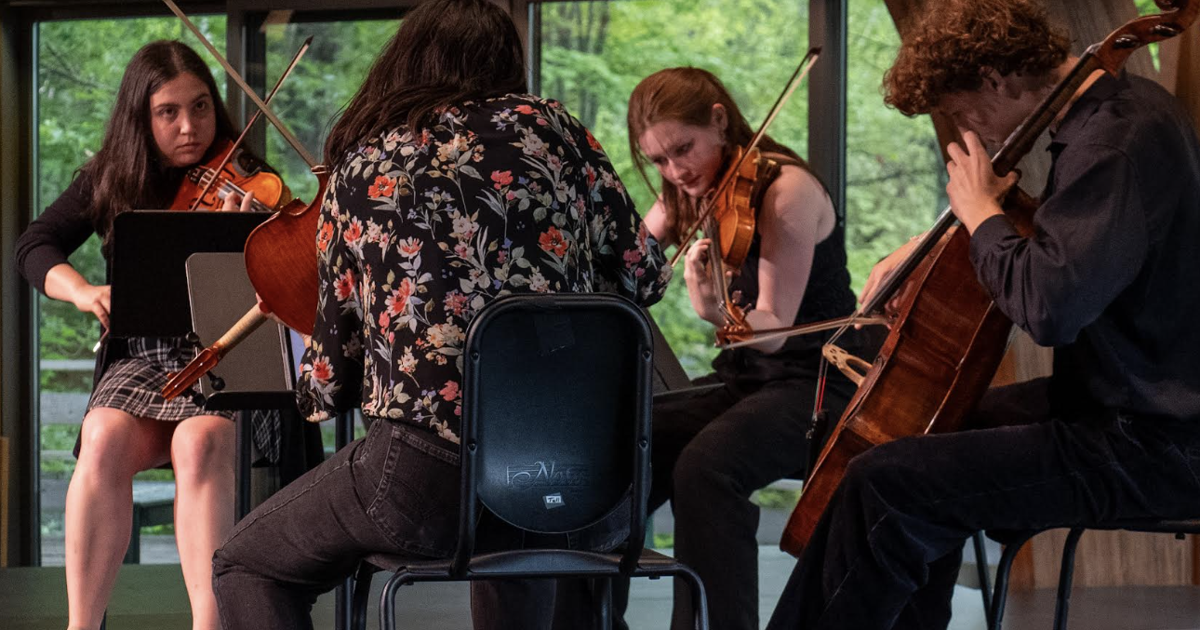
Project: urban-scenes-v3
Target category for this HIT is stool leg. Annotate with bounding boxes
[1053,528,1085,630]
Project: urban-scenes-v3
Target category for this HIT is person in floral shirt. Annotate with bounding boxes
[211,1,669,629]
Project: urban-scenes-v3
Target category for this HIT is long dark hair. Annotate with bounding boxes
[324,0,527,164]
[83,40,238,239]
[627,67,814,243]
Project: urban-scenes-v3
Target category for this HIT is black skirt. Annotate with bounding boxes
[87,336,235,422]
[85,337,283,463]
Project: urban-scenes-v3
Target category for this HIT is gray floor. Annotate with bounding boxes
[25,501,1001,629]
[8,548,1200,629]
[4,545,992,630]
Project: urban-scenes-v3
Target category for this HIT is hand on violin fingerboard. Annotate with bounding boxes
[220,189,257,213]
[683,238,728,326]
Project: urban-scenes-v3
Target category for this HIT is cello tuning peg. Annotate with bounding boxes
[208,374,226,391]
[184,332,202,346]
[190,391,207,407]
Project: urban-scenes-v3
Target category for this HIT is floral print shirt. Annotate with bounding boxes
[296,94,671,453]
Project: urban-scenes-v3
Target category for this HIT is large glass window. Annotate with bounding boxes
[34,16,227,565]
[844,0,942,285]
[539,0,811,376]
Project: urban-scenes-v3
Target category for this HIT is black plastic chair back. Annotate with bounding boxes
[454,293,653,573]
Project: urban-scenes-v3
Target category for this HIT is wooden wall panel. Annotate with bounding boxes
[1013,529,1194,589]
[1159,18,1200,130]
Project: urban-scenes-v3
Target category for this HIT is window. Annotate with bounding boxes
[34,16,227,565]
[263,17,399,205]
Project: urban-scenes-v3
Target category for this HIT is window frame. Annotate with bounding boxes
[0,0,846,567]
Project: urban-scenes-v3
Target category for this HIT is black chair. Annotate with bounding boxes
[349,293,710,630]
[986,518,1200,630]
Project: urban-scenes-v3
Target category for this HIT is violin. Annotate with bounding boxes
[669,49,822,346]
[706,144,761,345]
[171,138,291,213]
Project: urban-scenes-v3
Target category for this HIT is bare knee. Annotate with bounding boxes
[76,408,162,480]
[171,416,235,483]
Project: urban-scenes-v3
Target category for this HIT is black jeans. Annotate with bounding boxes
[616,375,852,630]
[766,378,1200,630]
[213,418,460,630]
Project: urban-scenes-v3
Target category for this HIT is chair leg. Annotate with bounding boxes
[1053,528,1085,630]
[989,532,1037,630]
[593,578,614,630]
[379,570,415,630]
[673,566,710,630]
[335,577,354,630]
[972,531,994,630]
[351,564,376,630]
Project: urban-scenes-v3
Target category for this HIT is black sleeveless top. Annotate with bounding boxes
[709,156,867,388]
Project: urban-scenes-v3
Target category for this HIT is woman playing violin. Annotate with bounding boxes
[621,66,878,630]
[14,40,277,630]
[768,1,1200,628]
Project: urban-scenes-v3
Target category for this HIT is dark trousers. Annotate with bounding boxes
[766,378,1200,630]
[212,419,461,630]
[617,375,852,630]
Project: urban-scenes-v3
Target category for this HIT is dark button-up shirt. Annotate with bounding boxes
[969,73,1200,420]
[296,94,671,454]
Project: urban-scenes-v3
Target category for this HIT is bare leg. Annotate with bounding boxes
[65,408,173,630]
[170,414,236,630]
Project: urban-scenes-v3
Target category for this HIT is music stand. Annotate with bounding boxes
[648,312,693,393]
[109,210,268,338]
[184,252,294,408]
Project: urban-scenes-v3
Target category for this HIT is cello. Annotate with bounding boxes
[159,0,328,401]
[780,0,1200,556]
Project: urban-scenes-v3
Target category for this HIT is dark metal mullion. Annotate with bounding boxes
[808,0,847,226]
[525,0,541,94]
[2,5,42,567]
[225,5,268,157]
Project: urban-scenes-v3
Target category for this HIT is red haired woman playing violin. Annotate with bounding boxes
[14,40,280,630]
[621,67,878,630]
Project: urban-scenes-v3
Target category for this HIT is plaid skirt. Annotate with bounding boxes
[87,337,281,463]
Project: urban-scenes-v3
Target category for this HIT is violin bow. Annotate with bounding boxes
[189,37,313,211]
[668,47,821,268]
[162,0,318,169]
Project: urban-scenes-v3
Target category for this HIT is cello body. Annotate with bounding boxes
[243,170,329,336]
[780,224,1013,554]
